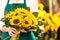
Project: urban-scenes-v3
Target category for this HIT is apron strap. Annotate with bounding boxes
[7,0,10,5]
[24,0,26,5]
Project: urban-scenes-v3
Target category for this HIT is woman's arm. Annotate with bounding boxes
[2,25,17,37]
[0,0,8,31]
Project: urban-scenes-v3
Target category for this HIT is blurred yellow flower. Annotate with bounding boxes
[51,24,55,31]
[50,14,60,31]
[38,10,47,18]
[40,17,47,22]
[44,25,50,32]
[54,25,59,32]
[40,16,51,23]
[38,3,44,10]
[51,14,60,26]
[39,13,57,32]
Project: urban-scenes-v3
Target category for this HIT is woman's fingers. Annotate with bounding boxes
[9,32,16,37]
[11,28,16,31]
[11,29,17,34]
[20,29,27,33]
[11,28,17,32]
[8,27,17,37]
[9,31,13,36]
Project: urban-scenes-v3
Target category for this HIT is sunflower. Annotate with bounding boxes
[28,13,38,26]
[15,8,30,16]
[21,8,30,16]
[21,17,32,28]
[15,8,22,15]
[9,11,17,16]
[5,11,17,18]
[9,16,21,26]
[15,8,22,13]
[5,13,11,18]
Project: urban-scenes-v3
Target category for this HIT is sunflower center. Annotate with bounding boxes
[42,18,45,21]
[13,19,20,24]
[25,21,28,24]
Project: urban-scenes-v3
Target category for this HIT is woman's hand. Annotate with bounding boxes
[2,26,17,37]
[20,29,27,33]
[7,27,17,37]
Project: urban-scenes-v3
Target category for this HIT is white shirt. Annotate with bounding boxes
[0,0,38,30]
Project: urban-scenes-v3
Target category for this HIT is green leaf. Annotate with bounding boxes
[32,12,38,17]
[38,21,44,26]
[25,7,30,11]
[0,18,8,22]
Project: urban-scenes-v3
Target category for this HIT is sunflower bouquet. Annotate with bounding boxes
[0,8,38,40]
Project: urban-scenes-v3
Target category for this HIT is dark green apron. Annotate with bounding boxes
[2,0,36,40]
